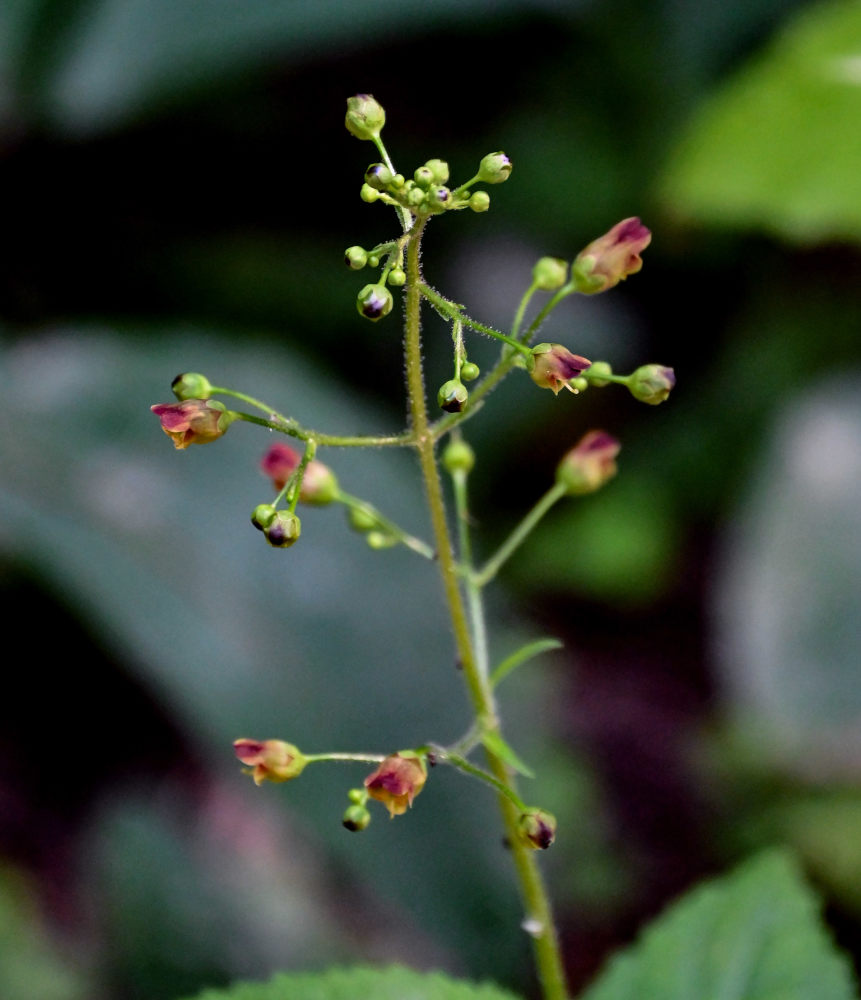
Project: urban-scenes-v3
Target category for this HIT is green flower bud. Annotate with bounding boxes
[424,158,450,184]
[413,165,434,188]
[342,804,371,832]
[367,254,380,268]
[570,376,588,393]
[627,365,675,405]
[348,504,379,533]
[437,379,468,413]
[366,530,397,550]
[360,183,380,203]
[442,438,475,475]
[264,511,301,548]
[391,173,405,188]
[407,186,425,207]
[344,245,368,270]
[460,361,480,382]
[251,503,277,531]
[532,257,568,291]
[477,151,512,184]
[469,191,490,213]
[171,372,212,401]
[586,360,612,388]
[387,267,406,287]
[347,787,366,805]
[356,283,394,321]
[424,186,451,214]
[364,162,392,190]
[345,94,386,141]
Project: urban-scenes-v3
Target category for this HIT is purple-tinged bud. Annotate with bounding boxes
[233,738,307,785]
[342,804,371,831]
[364,752,427,817]
[171,372,212,400]
[478,151,512,184]
[556,431,620,495]
[345,94,386,141]
[364,162,392,190]
[529,344,591,395]
[300,461,339,506]
[251,503,277,531]
[518,808,557,850]
[264,511,301,548]
[573,217,651,294]
[438,379,469,413]
[344,245,368,270]
[442,438,475,475]
[469,191,490,213]
[424,186,451,214]
[628,364,675,405]
[413,165,434,188]
[150,399,235,449]
[357,283,393,321]
[532,257,568,291]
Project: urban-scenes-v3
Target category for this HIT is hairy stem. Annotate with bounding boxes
[404,221,568,1000]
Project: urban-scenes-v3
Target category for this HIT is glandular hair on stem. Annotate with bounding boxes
[521,917,544,938]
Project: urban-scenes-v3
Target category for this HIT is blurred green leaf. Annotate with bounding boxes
[660,0,861,243]
[181,965,523,1000]
[580,851,857,1000]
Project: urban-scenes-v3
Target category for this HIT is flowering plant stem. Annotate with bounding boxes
[404,220,568,1000]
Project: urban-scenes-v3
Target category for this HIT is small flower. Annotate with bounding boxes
[233,738,307,785]
[264,510,301,548]
[150,399,234,449]
[437,378,468,413]
[364,752,427,817]
[556,431,620,495]
[628,364,675,405]
[530,344,591,395]
[357,283,394,321]
[518,808,557,850]
[260,443,338,505]
[573,217,651,294]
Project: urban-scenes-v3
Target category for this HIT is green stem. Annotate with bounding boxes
[511,282,538,340]
[404,221,568,1000]
[336,489,436,559]
[229,407,412,448]
[373,135,411,233]
[419,285,533,358]
[474,482,568,588]
[304,752,386,764]
[431,748,527,811]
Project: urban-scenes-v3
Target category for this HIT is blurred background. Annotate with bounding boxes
[2,0,861,997]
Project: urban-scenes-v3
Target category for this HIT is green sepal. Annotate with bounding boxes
[490,638,563,689]
[481,730,535,779]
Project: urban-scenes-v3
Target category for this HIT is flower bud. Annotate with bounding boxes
[345,94,386,141]
[360,184,379,203]
[364,752,427,817]
[150,399,235,449]
[532,257,568,291]
[556,430,620,495]
[300,460,339,505]
[342,804,371,832]
[586,360,613,388]
[413,165,434,188]
[364,162,392,190]
[529,344,591,395]
[628,364,675,405]
[469,191,490,212]
[424,186,451,214]
[366,530,397,550]
[251,503,277,531]
[264,511,301,548]
[356,283,394,321]
[348,504,379,533]
[460,361,480,382]
[407,186,425,208]
[387,267,406,287]
[344,245,368,270]
[437,379,469,413]
[233,738,307,785]
[573,217,651,294]
[570,376,588,393]
[171,372,212,400]
[518,808,557,849]
[424,158,450,184]
[442,438,475,475]
[477,151,512,184]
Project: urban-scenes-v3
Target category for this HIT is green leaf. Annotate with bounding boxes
[481,730,535,779]
[659,0,861,243]
[180,965,523,1000]
[490,638,562,690]
[580,850,857,1000]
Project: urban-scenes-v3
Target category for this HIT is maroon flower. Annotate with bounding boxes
[364,752,427,817]
[260,443,338,505]
[556,430,621,495]
[233,738,307,785]
[574,217,651,294]
[530,344,591,395]
[150,399,234,449]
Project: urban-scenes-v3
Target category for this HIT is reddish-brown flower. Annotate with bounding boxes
[233,738,307,785]
[151,399,234,449]
[530,344,591,395]
[556,430,621,495]
[574,217,651,294]
[260,443,338,505]
[364,752,427,817]
[518,808,557,850]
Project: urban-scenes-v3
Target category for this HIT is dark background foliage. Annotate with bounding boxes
[2,1,861,997]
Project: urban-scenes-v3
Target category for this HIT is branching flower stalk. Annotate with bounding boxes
[150,94,675,1000]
